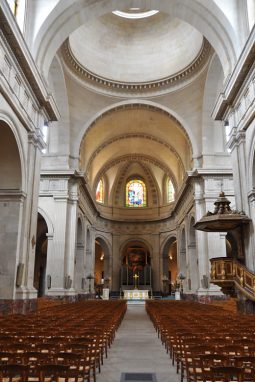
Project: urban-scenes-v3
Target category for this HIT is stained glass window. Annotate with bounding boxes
[96,179,104,204]
[126,180,146,207]
[168,179,175,203]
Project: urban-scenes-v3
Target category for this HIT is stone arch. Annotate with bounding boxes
[86,132,185,177]
[37,206,54,237]
[120,238,152,290]
[120,238,153,260]
[0,116,25,191]
[96,153,179,192]
[34,0,237,80]
[77,101,195,162]
[0,119,25,299]
[94,235,111,285]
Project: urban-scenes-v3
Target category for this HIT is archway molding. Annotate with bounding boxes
[85,132,185,177]
[38,206,54,237]
[77,101,196,160]
[0,113,26,192]
[119,238,153,260]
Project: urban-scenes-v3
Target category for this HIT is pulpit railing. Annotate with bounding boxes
[210,257,255,301]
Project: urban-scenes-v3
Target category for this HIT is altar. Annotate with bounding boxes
[124,289,149,300]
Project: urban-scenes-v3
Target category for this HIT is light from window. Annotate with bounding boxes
[96,179,104,204]
[126,180,146,207]
[168,179,175,203]
[6,0,26,32]
[7,0,18,15]
[41,123,48,154]
[112,9,159,19]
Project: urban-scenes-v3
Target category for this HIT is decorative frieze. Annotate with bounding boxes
[212,26,255,132]
[61,38,212,97]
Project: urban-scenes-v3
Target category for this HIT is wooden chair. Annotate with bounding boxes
[38,364,70,382]
[210,366,244,382]
[0,364,28,382]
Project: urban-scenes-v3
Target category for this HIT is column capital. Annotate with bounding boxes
[227,127,246,152]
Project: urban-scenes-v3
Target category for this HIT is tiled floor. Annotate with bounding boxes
[97,304,181,382]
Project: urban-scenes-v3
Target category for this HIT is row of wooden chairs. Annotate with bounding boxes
[146,301,255,382]
[0,300,127,382]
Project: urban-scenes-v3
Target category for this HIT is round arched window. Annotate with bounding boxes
[95,179,104,204]
[126,180,146,207]
[168,179,175,203]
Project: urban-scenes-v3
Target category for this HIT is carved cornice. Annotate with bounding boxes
[0,2,60,121]
[61,38,212,96]
[212,25,255,120]
[84,132,186,177]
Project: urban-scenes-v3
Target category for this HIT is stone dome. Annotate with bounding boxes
[68,11,204,84]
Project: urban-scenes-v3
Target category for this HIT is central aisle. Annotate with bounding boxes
[97,304,180,382]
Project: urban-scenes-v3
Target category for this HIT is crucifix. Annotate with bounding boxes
[133,273,139,289]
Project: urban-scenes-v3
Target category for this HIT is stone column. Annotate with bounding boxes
[194,179,209,294]
[228,129,254,270]
[46,195,68,296]
[247,191,255,271]
[63,182,78,296]
[228,129,248,212]
[16,131,42,299]
[0,192,25,299]
[187,243,199,293]
[112,234,121,291]
[151,233,160,291]
[74,242,85,293]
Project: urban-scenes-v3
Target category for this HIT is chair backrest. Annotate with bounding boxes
[0,364,28,382]
[210,366,244,382]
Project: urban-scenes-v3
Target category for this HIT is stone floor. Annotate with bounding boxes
[97,304,181,382]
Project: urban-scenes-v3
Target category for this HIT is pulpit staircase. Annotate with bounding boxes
[210,257,255,301]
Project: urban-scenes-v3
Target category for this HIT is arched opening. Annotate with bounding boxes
[74,218,85,292]
[94,237,110,296]
[95,178,104,204]
[188,217,199,293]
[0,121,22,190]
[34,213,48,297]
[167,179,175,203]
[0,121,23,298]
[162,237,177,295]
[121,241,151,289]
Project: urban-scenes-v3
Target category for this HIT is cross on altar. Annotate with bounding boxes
[133,273,139,289]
